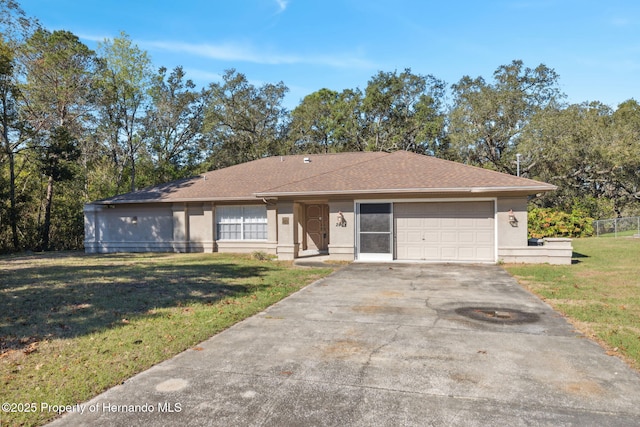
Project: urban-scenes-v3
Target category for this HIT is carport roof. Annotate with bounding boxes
[93,151,556,204]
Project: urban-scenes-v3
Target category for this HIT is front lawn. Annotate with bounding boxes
[0,252,334,426]
[504,238,640,371]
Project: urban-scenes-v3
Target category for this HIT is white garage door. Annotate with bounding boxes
[395,201,495,262]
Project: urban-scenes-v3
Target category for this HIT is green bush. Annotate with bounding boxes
[528,207,594,238]
[251,250,272,261]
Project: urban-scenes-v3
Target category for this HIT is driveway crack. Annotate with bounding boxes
[356,324,402,385]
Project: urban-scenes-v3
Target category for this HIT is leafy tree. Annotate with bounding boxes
[607,100,640,214]
[18,29,96,250]
[288,88,367,153]
[289,88,341,153]
[522,101,640,218]
[0,37,21,250]
[203,69,289,169]
[449,60,562,173]
[0,0,35,250]
[95,32,153,193]
[332,89,367,151]
[143,66,206,183]
[362,68,446,154]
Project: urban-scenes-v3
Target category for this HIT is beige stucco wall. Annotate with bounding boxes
[328,200,355,260]
[186,203,214,252]
[496,197,528,249]
[85,201,276,254]
[495,197,573,264]
[85,195,570,264]
[84,203,174,253]
[499,238,573,265]
[276,201,300,260]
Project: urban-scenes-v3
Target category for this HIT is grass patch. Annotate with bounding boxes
[0,252,335,426]
[595,229,639,238]
[504,238,640,371]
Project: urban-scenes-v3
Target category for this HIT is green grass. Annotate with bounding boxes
[0,252,335,426]
[595,229,639,238]
[504,238,640,371]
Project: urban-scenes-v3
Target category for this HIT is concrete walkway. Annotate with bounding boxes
[50,263,640,426]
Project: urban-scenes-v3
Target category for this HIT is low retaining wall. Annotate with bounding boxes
[499,238,573,265]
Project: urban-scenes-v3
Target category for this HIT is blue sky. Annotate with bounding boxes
[18,0,640,110]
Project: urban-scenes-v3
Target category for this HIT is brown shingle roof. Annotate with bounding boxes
[94,151,555,204]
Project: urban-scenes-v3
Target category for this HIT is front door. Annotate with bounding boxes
[305,204,329,252]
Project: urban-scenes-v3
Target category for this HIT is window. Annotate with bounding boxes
[216,206,267,240]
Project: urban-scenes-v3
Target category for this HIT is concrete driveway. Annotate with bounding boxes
[51,263,640,426]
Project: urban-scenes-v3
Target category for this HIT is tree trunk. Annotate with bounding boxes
[130,154,136,192]
[42,174,55,251]
[9,151,18,250]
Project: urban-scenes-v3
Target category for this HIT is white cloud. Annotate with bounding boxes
[275,0,289,13]
[142,40,375,69]
[77,33,112,43]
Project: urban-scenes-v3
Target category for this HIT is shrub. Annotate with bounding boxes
[528,207,594,238]
[251,250,272,261]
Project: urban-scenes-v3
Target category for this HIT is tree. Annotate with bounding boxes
[203,69,289,169]
[0,0,35,250]
[521,101,640,218]
[18,29,97,250]
[362,68,446,154]
[288,88,366,153]
[289,88,340,153]
[95,32,152,193]
[143,66,205,183]
[0,37,21,250]
[449,60,563,173]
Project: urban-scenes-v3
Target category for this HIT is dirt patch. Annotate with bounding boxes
[563,380,604,396]
[377,291,404,298]
[352,305,423,316]
[322,339,369,360]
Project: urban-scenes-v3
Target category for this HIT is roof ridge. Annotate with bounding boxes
[387,150,551,186]
[259,151,389,193]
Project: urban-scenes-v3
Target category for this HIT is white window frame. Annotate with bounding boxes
[216,205,268,241]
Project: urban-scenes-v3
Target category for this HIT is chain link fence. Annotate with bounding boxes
[592,216,640,237]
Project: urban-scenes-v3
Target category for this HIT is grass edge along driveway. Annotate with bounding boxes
[504,238,640,373]
[0,252,335,426]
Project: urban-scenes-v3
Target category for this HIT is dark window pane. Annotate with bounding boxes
[360,233,391,253]
[360,203,391,214]
[360,203,391,232]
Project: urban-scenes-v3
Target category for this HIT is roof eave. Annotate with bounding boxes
[255,185,556,198]
[91,196,260,205]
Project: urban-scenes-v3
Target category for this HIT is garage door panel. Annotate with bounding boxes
[476,231,493,244]
[441,231,458,242]
[395,202,495,262]
[406,233,423,243]
[423,247,440,259]
[423,231,439,242]
[458,218,476,228]
[458,247,475,259]
[441,218,457,227]
[441,247,457,259]
[458,232,475,243]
